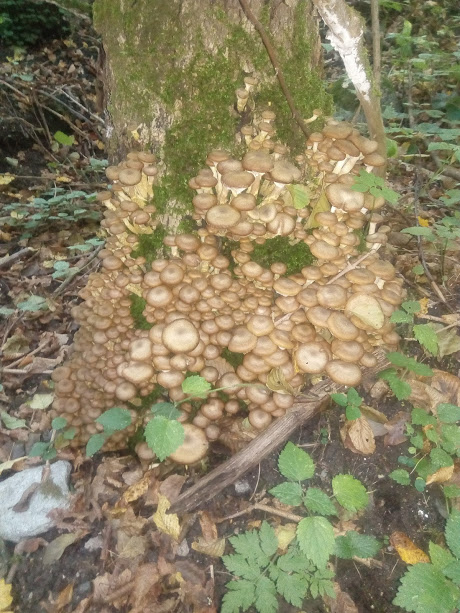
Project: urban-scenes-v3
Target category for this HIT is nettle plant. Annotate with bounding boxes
[378,351,434,401]
[390,403,460,494]
[221,442,380,613]
[394,510,460,613]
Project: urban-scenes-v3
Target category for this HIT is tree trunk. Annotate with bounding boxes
[93,0,332,226]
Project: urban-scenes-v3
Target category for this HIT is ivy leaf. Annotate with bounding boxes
[86,433,108,457]
[393,563,460,613]
[445,509,460,559]
[297,516,335,569]
[181,375,212,398]
[335,531,381,559]
[278,442,315,482]
[390,469,411,486]
[332,474,369,512]
[144,417,184,462]
[96,407,131,431]
[386,352,434,377]
[437,404,460,424]
[269,482,303,506]
[304,487,337,516]
[151,402,182,420]
[413,324,438,356]
[221,579,255,613]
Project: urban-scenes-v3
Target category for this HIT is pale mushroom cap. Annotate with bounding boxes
[242,150,274,173]
[228,326,258,353]
[325,360,362,386]
[270,160,301,184]
[331,339,365,362]
[295,342,330,374]
[168,424,209,464]
[206,205,241,228]
[162,319,200,353]
[222,171,254,189]
[118,168,142,186]
[122,362,154,384]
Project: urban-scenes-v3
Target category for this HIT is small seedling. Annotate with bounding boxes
[351,169,400,204]
[378,351,433,401]
[221,442,380,612]
[29,417,76,460]
[331,387,363,421]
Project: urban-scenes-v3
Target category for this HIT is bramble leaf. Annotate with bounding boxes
[297,516,335,568]
[437,404,460,424]
[304,487,337,516]
[96,407,132,431]
[413,324,438,356]
[278,442,315,482]
[269,482,303,506]
[144,417,184,462]
[332,474,369,512]
[335,531,381,559]
[181,375,212,398]
[393,563,460,613]
[445,509,460,559]
[386,352,434,377]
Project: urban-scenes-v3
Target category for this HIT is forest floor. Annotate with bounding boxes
[1,14,460,613]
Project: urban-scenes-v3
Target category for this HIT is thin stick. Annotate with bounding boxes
[0,248,34,268]
[370,0,381,89]
[237,0,311,139]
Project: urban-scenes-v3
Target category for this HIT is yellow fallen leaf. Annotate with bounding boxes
[390,531,430,565]
[153,494,181,541]
[419,298,429,315]
[0,457,27,476]
[274,523,297,552]
[55,176,72,183]
[426,465,455,485]
[0,578,14,612]
[131,128,140,141]
[191,537,226,557]
[118,473,150,506]
[0,173,15,186]
[417,216,430,227]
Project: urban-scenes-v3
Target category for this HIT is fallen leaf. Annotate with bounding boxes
[341,417,375,454]
[323,582,358,613]
[390,531,430,564]
[274,523,297,552]
[43,532,87,565]
[153,494,181,541]
[129,563,160,610]
[360,404,388,424]
[29,393,54,410]
[426,465,455,485]
[191,537,226,557]
[117,472,151,507]
[0,457,27,475]
[54,584,73,610]
[417,216,430,227]
[159,474,186,503]
[384,411,410,446]
[199,511,218,542]
[117,533,148,559]
[0,579,13,613]
[433,324,460,358]
[266,367,299,396]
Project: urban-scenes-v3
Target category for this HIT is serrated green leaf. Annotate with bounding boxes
[446,510,460,559]
[29,442,52,458]
[54,131,75,146]
[0,307,15,316]
[151,402,182,420]
[221,554,262,581]
[297,516,335,568]
[278,442,315,482]
[426,429,441,444]
[221,579,255,613]
[331,393,348,407]
[96,407,131,431]
[400,226,435,239]
[413,324,438,356]
[411,408,437,426]
[269,482,303,506]
[386,352,434,377]
[402,300,422,314]
[412,264,424,275]
[444,561,460,585]
[429,542,455,570]
[443,485,460,499]
[390,469,411,485]
[287,183,310,210]
[437,404,460,424]
[259,521,278,558]
[441,425,460,451]
[276,571,309,607]
[335,531,381,559]
[51,417,67,430]
[181,375,212,398]
[0,411,27,429]
[378,368,412,400]
[346,388,363,406]
[18,294,48,312]
[144,417,184,462]
[277,547,312,573]
[332,474,369,511]
[254,576,278,613]
[304,487,337,516]
[86,433,107,457]
[393,563,460,613]
[391,310,414,324]
[430,448,454,469]
[346,405,361,421]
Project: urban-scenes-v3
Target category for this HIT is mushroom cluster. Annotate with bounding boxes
[50,88,405,458]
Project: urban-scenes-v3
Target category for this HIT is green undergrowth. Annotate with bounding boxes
[251,236,313,274]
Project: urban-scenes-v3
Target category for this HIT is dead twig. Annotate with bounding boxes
[0,248,34,268]
[217,502,304,524]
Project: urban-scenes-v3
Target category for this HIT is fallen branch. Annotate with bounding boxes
[171,350,389,514]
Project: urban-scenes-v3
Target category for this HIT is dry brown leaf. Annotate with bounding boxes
[199,511,218,542]
[360,404,388,424]
[191,537,226,557]
[384,411,410,446]
[54,583,74,611]
[323,582,358,613]
[432,324,460,358]
[129,563,160,611]
[390,531,430,565]
[266,367,300,396]
[153,494,181,541]
[205,356,235,378]
[43,531,87,566]
[117,472,151,507]
[116,533,148,559]
[426,465,455,485]
[341,417,375,455]
[158,474,186,504]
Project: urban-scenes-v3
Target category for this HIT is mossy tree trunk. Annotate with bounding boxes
[93,0,332,227]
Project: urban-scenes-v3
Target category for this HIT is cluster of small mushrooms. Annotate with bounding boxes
[51,80,405,463]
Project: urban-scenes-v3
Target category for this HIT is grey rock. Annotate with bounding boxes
[0,461,72,542]
[234,479,251,495]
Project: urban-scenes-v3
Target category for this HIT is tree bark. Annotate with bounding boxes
[92,0,332,225]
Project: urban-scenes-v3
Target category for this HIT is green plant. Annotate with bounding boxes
[390,403,460,493]
[351,169,400,204]
[394,509,460,613]
[331,388,363,421]
[29,417,76,460]
[221,442,380,612]
[85,375,256,459]
[391,300,439,356]
[378,351,434,401]
[0,0,70,47]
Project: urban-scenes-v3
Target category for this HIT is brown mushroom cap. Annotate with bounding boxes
[242,150,274,173]
[168,424,209,464]
[325,360,362,386]
[222,171,254,190]
[331,339,365,362]
[206,205,241,228]
[162,319,200,353]
[118,168,142,186]
[270,160,301,184]
[295,342,330,374]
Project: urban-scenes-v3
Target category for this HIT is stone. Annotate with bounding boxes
[0,461,72,542]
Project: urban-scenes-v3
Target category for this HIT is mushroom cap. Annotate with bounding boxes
[232,193,257,211]
[270,160,301,184]
[273,278,302,296]
[122,362,154,384]
[206,205,241,228]
[129,338,153,361]
[193,193,217,211]
[295,342,330,374]
[310,240,341,261]
[326,183,365,212]
[331,339,365,362]
[222,171,254,190]
[363,153,386,167]
[325,360,362,386]
[118,168,142,186]
[228,326,258,353]
[162,319,200,353]
[242,150,274,173]
[168,424,209,464]
[316,284,348,309]
[246,315,275,337]
[322,122,353,140]
[327,311,359,341]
